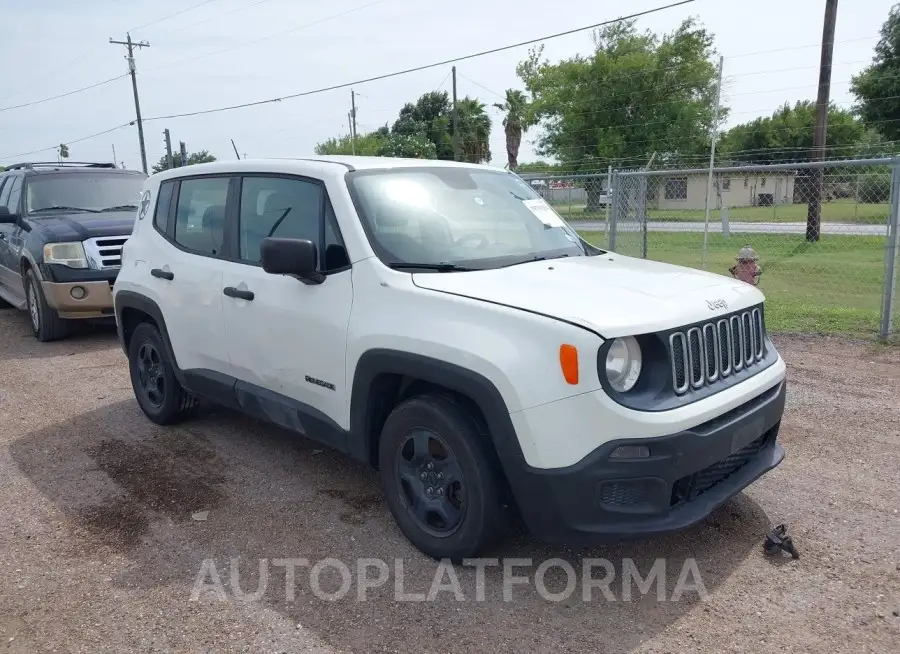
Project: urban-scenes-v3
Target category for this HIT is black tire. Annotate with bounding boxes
[127,322,199,425]
[24,269,70,342]
[378,395,508,560]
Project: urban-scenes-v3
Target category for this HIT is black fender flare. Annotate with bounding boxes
[348,349,528,483]
[113,290,186,385]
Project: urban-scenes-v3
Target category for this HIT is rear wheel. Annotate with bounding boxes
[24,269,70,342]
[378,395,508,560]
[128,322,198,425]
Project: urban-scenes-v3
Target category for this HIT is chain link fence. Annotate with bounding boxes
[521,158,900,340]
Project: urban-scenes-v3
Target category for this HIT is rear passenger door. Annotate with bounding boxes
[219,174,353,442]
[147,175,234,377]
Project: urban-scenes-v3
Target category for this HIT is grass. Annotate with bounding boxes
[578,230,893,338]
[558,199,890,225]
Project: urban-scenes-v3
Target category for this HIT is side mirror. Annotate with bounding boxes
[0,206,17,224]
[260,237,324,284]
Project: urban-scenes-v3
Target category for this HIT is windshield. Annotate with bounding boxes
[347,167,597,270]
[25,172,146,215]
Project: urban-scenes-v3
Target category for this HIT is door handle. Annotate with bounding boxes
[223,286,254,301]
[150,268,174,280]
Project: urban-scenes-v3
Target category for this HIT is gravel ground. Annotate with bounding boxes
[0,307,898,653]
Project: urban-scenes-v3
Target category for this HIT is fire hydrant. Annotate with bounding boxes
[729,245,762,285]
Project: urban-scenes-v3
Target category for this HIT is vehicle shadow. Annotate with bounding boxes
[11,399,774,654]
[0,312,119,361]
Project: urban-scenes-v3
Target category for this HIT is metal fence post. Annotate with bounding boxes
[880,162,900,339]
[609,171,619,251]
[638,173,649,258]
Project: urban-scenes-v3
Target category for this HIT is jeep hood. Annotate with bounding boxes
[33,211,136,242]
[411,253,765,337]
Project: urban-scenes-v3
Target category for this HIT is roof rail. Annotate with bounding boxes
[4,161,118,170]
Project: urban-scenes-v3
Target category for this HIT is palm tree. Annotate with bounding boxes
[493,89,530,170]
[455,97,492,164]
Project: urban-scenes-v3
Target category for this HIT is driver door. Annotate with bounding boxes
[0,174,25,303]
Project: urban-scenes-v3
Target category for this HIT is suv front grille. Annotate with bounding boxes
[83,236,128,269]
[669,307,765,395]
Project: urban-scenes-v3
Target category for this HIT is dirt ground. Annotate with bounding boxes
[0,307,898,653]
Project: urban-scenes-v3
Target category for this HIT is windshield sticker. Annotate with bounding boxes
[522,198,566,228]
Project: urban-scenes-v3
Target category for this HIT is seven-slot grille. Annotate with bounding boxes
[83,236,128,269]
[669,307,765,394]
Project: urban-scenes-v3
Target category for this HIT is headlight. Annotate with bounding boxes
[43,242,88,269]
[604,336,642,392]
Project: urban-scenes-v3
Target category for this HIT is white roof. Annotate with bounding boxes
[152,156,507,181]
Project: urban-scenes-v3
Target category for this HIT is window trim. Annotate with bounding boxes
[162,173,236,260]
[227,172,351,276]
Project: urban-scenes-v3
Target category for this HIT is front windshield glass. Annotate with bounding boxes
[25,172,146,215]
[347,167,596,270]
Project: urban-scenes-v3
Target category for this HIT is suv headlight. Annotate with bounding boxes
[604,336,642,392]
[43,242,88,269]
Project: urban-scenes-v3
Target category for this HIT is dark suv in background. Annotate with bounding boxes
[0,162,147,341]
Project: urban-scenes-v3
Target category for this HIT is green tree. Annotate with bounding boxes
[392,91,455,159]
[58,143,69,159]
[851,4,900,141]
[719,101,867,163]
[493,89,531,169]
[314,131,387,156]
[516,18,723,171]
[376,132,437,159]
[454,97,492,164]
[152,149,216,173]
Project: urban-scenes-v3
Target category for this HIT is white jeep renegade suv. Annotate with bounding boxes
[113,157,787,559]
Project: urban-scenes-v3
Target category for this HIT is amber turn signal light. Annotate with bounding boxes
[559,344,579,385]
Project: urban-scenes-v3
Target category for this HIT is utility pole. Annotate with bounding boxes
[111,144,117,168]
[451,66,460,161]
[350,89,358,154]
[230,139,241,160]
[702,55,725,270]
[110,33,150,175]
[807,0,839,243]
[179,141,187,167]
[347,113,356,155]
[164,129,174,169]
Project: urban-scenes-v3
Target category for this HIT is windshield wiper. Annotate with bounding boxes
[388,262,477,272]
[99,204,138,212]
[30,206,100,214]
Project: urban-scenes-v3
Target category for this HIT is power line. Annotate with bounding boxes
[126,0,223,32]
[0,74,128,113]
[142,0,698,123]
[144,0,391,73]
[0,122,134,161]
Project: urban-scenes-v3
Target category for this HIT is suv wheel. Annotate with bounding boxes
[24,269,70,342]
[128,322,198,425]
[378,395,507,560]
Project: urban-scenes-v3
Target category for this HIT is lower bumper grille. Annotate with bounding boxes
[670,430,772,507]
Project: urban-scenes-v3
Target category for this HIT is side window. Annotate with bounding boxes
[323,200,350,271]
[237,176,323,265]
[173,177,229,256]
[0,177,12,209]
[154,181,175,234]
[5,176,23,213]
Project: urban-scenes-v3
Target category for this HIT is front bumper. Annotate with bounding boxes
[508,380,786,545]
[40,266,118,318]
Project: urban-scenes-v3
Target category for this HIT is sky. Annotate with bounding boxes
[0,0,896,172]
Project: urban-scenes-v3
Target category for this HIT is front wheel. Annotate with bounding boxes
[24,269,70,342]
[378,395,508,560]
[127,322,198,425]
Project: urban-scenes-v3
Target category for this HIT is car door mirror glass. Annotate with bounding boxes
[260,237,321,282]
